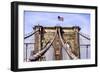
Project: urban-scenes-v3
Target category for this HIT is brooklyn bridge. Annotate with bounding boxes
[24,25,90,62]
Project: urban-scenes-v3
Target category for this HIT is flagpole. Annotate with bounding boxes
[57,16,64,27]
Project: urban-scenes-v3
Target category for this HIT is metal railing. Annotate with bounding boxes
[24,28,90,61]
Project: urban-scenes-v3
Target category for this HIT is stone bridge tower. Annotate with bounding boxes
[33,25,80,60]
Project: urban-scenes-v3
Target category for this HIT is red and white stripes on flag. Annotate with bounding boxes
[58,16,64,21]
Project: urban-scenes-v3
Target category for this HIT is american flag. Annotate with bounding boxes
[58,16,64,21]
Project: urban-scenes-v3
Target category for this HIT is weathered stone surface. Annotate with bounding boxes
[33,26,80,60]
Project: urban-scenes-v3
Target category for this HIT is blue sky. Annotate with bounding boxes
[24,11,90,35]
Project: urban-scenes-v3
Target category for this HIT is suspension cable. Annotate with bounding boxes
[24,30,39,39]
[79,32,90,40]
[29,29,57,61]
[58,28,78,59]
